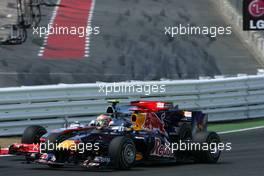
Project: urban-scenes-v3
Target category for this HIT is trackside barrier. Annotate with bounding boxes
[1,74,264,136]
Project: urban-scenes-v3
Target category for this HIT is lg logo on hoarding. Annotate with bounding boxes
[243,0,264,30]
[248,0,264,17]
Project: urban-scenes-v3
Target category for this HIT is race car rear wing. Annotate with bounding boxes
[130,101,174,112]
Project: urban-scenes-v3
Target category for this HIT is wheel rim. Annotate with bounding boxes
[210,138,220,158]
[122,144,135,164]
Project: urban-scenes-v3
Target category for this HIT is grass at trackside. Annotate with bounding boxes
[208,118,264,132]
[0,137,20,148]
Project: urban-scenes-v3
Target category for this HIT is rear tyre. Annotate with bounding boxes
[21,125,47,144]
[178,123,192,140]
[193,132,221,163]
[109,136,136,169]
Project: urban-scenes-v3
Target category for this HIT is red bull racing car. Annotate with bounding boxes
[9,100,221,169]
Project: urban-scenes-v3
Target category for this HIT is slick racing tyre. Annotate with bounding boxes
[109,136,136,170]
[21,125,47,144]
[193,132,221,163]
[178,123,192,140]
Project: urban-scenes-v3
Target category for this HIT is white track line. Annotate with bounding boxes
[85,0,96,58]
[0,155,13,157]
[38,0,61,57]
[218,125,264,134]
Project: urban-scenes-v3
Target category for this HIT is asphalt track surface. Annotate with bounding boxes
[0,128,263,176]
[0,0,261,87]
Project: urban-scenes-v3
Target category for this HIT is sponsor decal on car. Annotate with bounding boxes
[150,138,174,158]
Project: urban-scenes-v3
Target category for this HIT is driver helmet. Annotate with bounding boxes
[96,114,112,127]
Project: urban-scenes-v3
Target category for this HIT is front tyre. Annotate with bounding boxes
[108,136,136,169]
[21,125,47,144]
[193,132,221,163]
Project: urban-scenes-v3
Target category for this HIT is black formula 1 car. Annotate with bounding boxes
[10,100,221,169]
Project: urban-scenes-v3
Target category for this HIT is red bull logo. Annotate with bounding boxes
[143,112,166,134]
[131,112,166,134]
